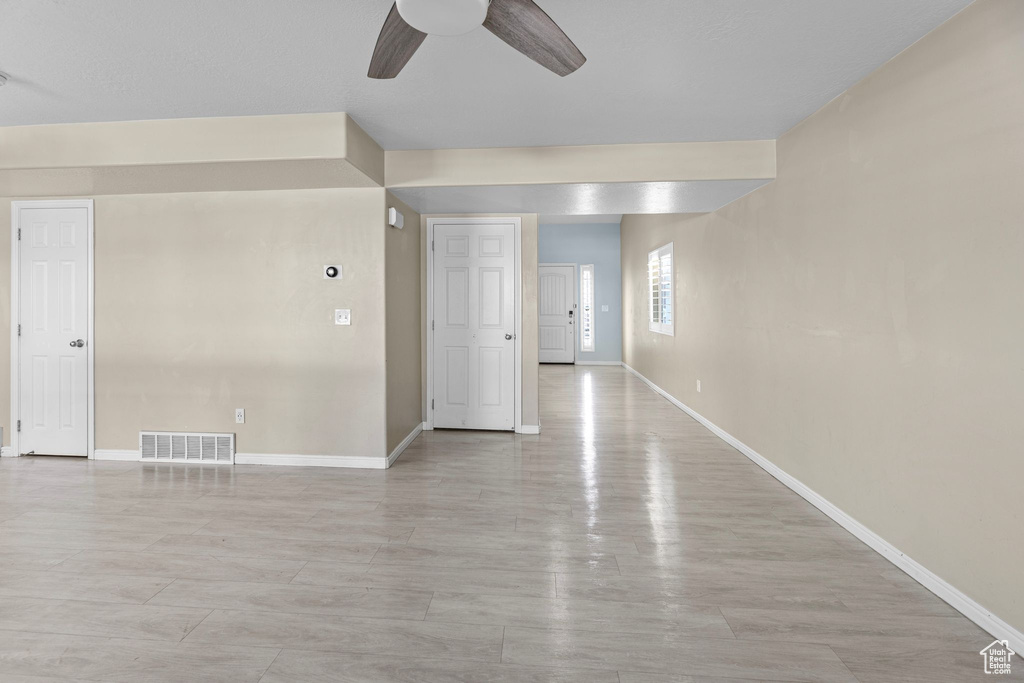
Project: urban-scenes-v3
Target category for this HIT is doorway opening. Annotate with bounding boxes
[537,218,623,367]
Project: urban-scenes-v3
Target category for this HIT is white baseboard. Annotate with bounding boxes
[621,362,1024,652]
[234,453,388,469]
[92,448,391,470]
[1,446,16,458]
[387,422,424,468]
[93,449,139,461]
[575,360,622,366]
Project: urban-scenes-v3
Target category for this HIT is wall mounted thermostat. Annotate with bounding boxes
[323,265,343,279]
[335,309,351,326]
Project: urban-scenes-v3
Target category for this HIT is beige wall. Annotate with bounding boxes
[521,214,539,427]
[385,193,423,453]
[0,112,401,461]
[386,140,775,187]
[0,113,355,170]
[0,113,383,197]
[0,160,381,198]
[2,189,390,458]
[622,0,1024,633]
[420,213,540,430]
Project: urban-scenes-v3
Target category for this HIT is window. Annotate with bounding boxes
[580,264,595,352]
[648,243,674,335]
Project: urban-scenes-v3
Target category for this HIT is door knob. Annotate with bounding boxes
[70,339,84,348]
[505,333,513,340]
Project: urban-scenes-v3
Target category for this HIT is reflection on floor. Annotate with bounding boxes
[0,365,1008,681]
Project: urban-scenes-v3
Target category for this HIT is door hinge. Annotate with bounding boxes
[17,324,21,337]
[431,399,435,410]
[16,420,21,432]
[431,320,435,331]
[17,228,21,240]
[431,240,434,251]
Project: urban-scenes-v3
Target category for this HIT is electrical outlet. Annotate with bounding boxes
[696,380,701,393]
[601,305,609,312]
[335,309,351,326]
[235,408,245,424]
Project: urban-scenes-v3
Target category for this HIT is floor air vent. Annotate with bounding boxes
[140,432,235,464]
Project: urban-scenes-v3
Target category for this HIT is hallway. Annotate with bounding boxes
[0,366,1007,681]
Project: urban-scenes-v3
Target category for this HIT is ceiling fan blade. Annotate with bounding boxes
[483,0,586,77]
[368,3,428,79]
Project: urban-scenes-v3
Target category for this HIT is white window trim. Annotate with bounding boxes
[580,264,595,353]
[648,242,674,337]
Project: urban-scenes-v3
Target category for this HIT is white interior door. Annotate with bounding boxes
[17,205,90,456]
[432,222,516,430]
[538,264,575,363]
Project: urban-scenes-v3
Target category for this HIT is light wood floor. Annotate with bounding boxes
[0,365,1011,682]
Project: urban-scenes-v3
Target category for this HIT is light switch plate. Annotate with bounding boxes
[335,309,351,326]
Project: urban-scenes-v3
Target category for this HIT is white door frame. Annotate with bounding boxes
[10,199,96,459]
[538,262,578,363]
[425,217,522,433]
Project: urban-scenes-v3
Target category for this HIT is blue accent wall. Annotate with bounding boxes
[538,223,622,363]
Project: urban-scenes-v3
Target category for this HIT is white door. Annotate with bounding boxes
[432,222,516,430]
[17,205,90,456]
[538,264,575,363]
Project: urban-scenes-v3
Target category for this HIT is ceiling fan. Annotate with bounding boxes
[368,0,586,79]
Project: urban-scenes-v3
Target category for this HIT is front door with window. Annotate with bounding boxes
[432,222,516,431]
[538,264,575,363]
[17,204,91,456]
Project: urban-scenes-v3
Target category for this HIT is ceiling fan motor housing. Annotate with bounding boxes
[396,0,490,36]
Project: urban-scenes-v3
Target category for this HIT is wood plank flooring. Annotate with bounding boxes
[0,365,1012,682]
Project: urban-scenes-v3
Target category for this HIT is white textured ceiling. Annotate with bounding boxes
[391,180,770,215]
[0,1,970,150]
